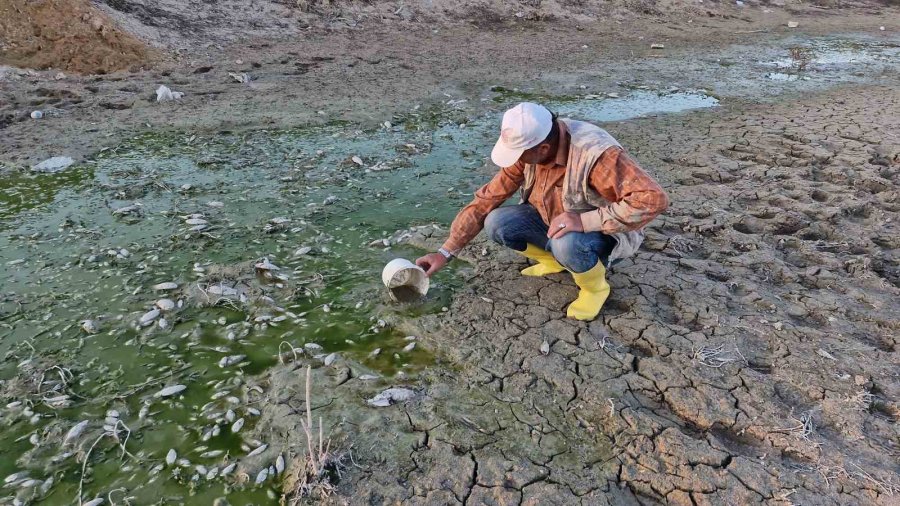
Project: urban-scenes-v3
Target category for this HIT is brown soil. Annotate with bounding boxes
[0,0,150,74]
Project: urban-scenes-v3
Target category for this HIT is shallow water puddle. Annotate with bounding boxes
[0,89,718,503]
[759,38,900,81]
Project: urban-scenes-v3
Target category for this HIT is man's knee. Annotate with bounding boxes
[551,234,598,273]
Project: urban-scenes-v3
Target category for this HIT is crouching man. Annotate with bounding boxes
[416,102,669,321]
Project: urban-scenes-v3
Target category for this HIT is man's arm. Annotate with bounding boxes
[442,162,525,254]
[579,148,669,234]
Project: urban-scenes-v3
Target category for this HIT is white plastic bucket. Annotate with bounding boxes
[381,258,429,302]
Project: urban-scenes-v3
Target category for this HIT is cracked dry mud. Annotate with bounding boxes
[249,84,899,505]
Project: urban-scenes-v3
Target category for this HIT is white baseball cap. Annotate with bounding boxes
[491,102,553,167]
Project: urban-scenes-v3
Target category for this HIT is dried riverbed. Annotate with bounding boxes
[1,34,899,505]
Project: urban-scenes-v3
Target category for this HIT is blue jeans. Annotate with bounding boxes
[484,205,616,273]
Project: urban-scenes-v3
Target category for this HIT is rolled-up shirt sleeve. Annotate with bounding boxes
[441,162,525,254]
[579,148,669,234]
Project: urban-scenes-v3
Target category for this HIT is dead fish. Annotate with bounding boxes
[358,374,380,381]
[63,420,89,445]
[139,309,161,326]
[152,282,178,291]
[304,343,322,351]
[255,468,269,485]
[254,258,279,271]
[402,342,416,352]
[158,318,169,329]
[207,201,224,208]
[200,450,224,459]
[404,335,417,341]
[540,340,550,355]
[82,499,105,506]
[225,410,236,422]
[154,385,187,398]
[247,444,268,457]
[206,467,219,480]
[351,155,364,166]
[166,449,177,465]
[323,353,337,366]
[246,407,261,416]
[81,320,100,334]
[294,246,312,256]
[221,462,237,476]
[4,472,27,485]
[185,218,208,226]
[367,388,416,407]
[112,203,142,215]
[231,418,245,433]
[155,299,175,311]
[218,355,246,368]
[368,348,381,358]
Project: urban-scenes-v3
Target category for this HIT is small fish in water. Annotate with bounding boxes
[139,309,160,326]
[254,258,280,271]
[4,472,28,484]
[154,385,187,398]
[156,299,176,311]
[63,420,89,445]
[255,468,269,485]
[81,320,100,334]
[218,355,245,368]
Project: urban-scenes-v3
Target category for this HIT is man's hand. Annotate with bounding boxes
[547,212,584,239]
[415,252,448,277]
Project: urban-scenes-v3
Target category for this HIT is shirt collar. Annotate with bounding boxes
[554,119,569,167]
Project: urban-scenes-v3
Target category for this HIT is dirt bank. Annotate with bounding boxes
[0,0,150,74]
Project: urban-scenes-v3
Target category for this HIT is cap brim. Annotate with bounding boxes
[491,138,525,168]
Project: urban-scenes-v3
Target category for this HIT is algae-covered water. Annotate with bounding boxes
[0,90,718,504]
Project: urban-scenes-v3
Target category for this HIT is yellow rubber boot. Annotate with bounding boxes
[518,244,566,277]
[566,262,611,321]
